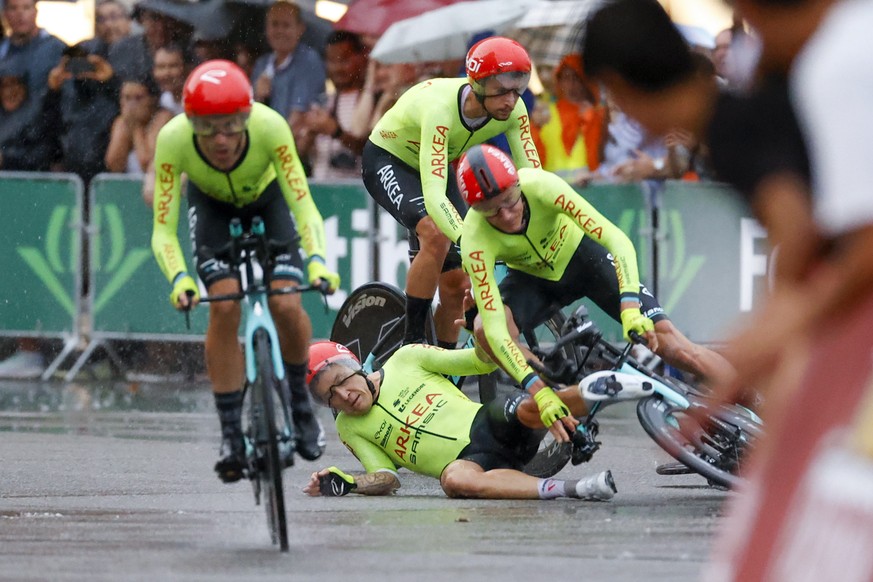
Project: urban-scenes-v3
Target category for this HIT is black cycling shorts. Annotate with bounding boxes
[457,392,544,472]
[500,235,667,331]
[187,180,305,288]
[362,140,465,271]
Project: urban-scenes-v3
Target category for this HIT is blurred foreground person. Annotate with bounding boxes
[582,0,873,579]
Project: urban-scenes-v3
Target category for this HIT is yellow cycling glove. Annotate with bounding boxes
[307,259,340,293]
[533,387,571,428]
[620,308,654,343]
[170,273,199,308]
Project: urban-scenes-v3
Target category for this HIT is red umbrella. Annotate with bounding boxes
[335,0,466,37]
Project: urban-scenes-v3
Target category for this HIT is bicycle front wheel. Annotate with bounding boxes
[251,328,289,551]
[636,394,762,489]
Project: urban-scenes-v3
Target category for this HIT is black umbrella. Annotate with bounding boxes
[134,0,335,51]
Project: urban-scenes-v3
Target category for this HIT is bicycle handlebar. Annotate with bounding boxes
[199,283,328,304]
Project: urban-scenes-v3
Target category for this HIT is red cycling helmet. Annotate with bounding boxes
[307,341,361,386]
[457,144,519,205]
[183,59,253,117]
[465,36,532,96]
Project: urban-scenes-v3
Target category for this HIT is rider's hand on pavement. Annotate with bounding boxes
[307,260,340,294]
[620,308,657,351]
[170,274,199,310]
[303,467,357,496]
[532,384,579,443]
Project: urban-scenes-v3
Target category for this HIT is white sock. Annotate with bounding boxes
[537,478,567,499]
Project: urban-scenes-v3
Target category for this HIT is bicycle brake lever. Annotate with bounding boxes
[183,290,196,330]
[316,281,331,313]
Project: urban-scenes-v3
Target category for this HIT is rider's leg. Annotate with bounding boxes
[206,277,247,482]
[404,216,451,344]
[440,459,614,500]
[433,268,469,347]
[269,281,324,461]
[652,319,736,385]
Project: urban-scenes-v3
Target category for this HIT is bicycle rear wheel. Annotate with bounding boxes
[330,282,434,370]
[250,328,289,551]
[636,393,763,489]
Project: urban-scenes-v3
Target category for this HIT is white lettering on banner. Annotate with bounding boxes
[350,209,371,292]
[322,216,348,310]
[740,218,769,312]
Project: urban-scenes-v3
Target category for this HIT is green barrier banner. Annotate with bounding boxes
[90,175,209,337]
[658,181,767,343]
[307,182,372,337]
[0,172,82,336]
[90,178,373,339]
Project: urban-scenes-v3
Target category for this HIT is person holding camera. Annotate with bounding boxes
[42,43,119,185]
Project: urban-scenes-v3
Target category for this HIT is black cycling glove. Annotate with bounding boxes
[318,466,357,496]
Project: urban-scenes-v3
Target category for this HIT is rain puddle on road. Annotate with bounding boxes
[0,379,215,442]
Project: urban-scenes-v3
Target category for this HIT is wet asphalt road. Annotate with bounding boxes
[0,380,729,581]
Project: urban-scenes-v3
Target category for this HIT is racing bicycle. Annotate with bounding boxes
[197,216,326,552]
[526,304,765,488]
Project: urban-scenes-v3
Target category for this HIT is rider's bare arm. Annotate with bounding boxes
[354,471,401,495]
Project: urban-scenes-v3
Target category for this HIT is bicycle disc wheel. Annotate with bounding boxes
[330,282,434,369]
[251,329,289,551]
[636,394,762,489]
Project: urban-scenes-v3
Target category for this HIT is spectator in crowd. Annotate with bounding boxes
[250,1,325,146]
[152,42,190,116]
[532,53,607,185]
[298,30,368,181]
[0,0,65,103]
[109,1,193,81]
[84,0,132,58]
[0,58,56,171]
[597,102,674,184]
[348,59,417,139]
[534,61,557,103]
[713,27,733,85]
[105,76,173,176]
[231,40,258,80]
[140,43,192,205]
[42,43,118,185]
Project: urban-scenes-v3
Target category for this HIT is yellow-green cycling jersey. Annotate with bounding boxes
[336,345,496,478]
[150,102,327,284]
[460,168,641,385]
[369,77,541,243]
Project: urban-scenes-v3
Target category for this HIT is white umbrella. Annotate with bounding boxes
[511,0,604,66]
[370,0,539,64]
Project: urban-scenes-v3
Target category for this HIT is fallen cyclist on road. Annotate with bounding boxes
[456,144,736,442]
[301,340,655,500]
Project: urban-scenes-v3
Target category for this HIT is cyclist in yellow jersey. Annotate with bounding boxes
[150,60,341,483]
[362,37,541,348]
[301,341,639,500]
[456,145,735,441]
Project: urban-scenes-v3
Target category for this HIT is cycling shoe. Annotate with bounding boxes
[214,434,246,483]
